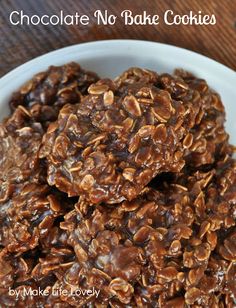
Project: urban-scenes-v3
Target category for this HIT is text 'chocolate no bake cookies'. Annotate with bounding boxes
[0,63,235,307]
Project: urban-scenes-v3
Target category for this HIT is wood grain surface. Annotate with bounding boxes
[0,0,235,77]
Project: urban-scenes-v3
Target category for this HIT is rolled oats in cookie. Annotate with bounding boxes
[0,231,73,307]
[0,106,45,202]
[161,70,231,166]
[0,63,99,201]
[114,66,159,91]
[118,68,231,167]
[0,182,71,253]
[9,62,99,126]
[40,78,201,203]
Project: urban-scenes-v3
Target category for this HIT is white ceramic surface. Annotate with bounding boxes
[0,39,235,144]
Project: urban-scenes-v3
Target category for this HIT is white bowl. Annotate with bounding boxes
[0,39,236,144]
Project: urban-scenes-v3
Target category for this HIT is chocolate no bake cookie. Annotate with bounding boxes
[0,106,45,203]
[9,62,99,126]
[40,78,194,203]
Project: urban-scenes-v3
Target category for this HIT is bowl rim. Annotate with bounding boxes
[0,39,235,88]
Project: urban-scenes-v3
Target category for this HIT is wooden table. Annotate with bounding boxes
[0,0,235,77]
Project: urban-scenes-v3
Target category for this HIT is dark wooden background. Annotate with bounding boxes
[0,0,235,78]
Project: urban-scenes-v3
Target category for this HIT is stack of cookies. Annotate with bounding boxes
[0,64,235,307]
